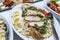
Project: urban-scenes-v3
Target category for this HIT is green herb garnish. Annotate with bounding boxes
[37,9,42,12]
[27,6,37,10]
[44,19,48,24]
[33,24,39,29]
[22,11,26,17]
[40,29,46,34]
[39,14,44,18]
[46,16,52,19]
[51,0,59,2]
[4,24,7,31]
[43,25,47,29]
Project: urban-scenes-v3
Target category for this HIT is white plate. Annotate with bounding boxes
[44,0,60,20]
[10,1,60,40]
[0,10,13,40]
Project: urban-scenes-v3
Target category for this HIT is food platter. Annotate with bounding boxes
[9,1,60,40]
[0,0,42,12]
[0,11,13,40]
[44,0,60,20]
[0,16,8,40]
[0,0,15,12]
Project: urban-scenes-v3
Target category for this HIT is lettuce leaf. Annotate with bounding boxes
[51,0,59,2]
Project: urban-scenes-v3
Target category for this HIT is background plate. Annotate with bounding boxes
[0,10,13,40]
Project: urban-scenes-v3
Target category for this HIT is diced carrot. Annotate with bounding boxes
[4,0,10,6]
[41,10,48,16]
[51,1,58,7]
[55,10,60,14]
[49,2,58,9]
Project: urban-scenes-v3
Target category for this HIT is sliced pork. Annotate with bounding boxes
[28,22,44,27]
[24,16,41,22]
[26,10,40,16]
